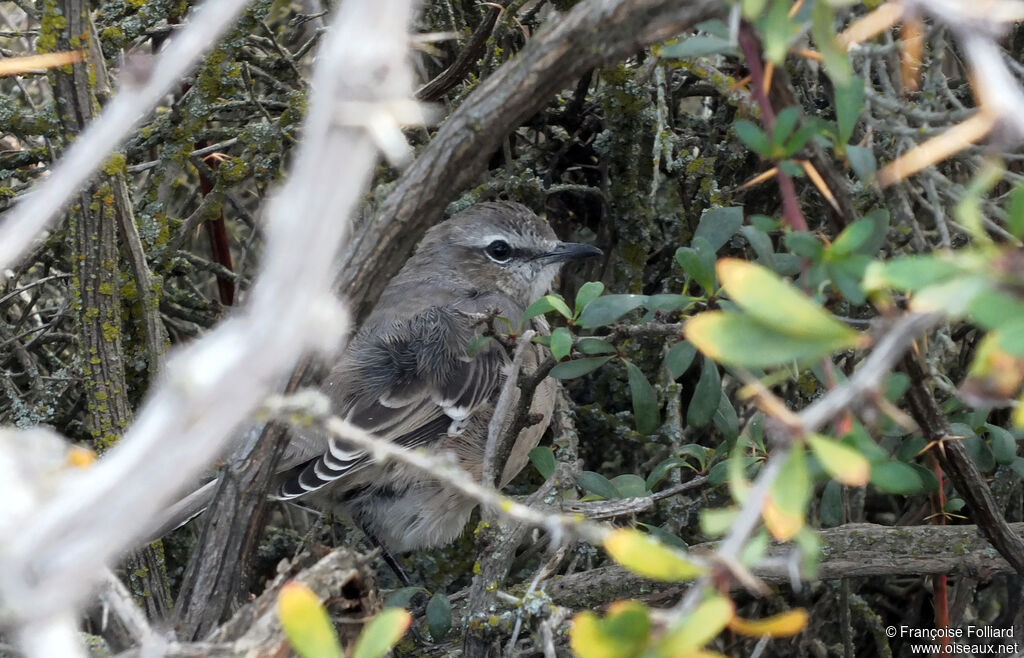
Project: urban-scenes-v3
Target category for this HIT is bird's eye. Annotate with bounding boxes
[484,240,513,263]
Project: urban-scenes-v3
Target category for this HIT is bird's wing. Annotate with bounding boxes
[274,307,506,499]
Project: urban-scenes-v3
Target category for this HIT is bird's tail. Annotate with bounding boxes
[146,479,220,541]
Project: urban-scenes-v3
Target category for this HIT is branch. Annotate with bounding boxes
[335,0,725,320]
[903,354,1024,576]
[546,522,1024,609]
[0,0,418,652]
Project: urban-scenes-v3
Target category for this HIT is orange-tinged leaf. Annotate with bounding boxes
[727,609,809,638]
[603,528,704,582]
[0,51,84,76]
[351,608,411,658]
[715,259,858,343]
[659,594,735,654]
[569,602,651,658]
[807,434,870,486]
[277,581,343,658]
[685,312,859,369]
[762,495,804,541]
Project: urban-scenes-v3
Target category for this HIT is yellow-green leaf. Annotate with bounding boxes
[277,581,343,658]
[807,434,870,486]
[603,528,704,581]
[659,593,734,654]
[727,609,808,638]
[716,259,858,342]
[685,312,857,368]
[351,608,411,658]
[570,601,651,658]
[763,446,810,541]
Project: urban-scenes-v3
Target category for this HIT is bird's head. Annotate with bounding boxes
[424,201,602,307]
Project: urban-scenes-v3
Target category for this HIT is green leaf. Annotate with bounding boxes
[986,424,1017,465]
[638,523,688,550]
[835,76,865,145]
[352,608,412,658]
[811,1,852,87]
[944,497,966,513]
[277,582,343,658]
[765,445,811,540]
[695,206,744,253]
[1008,181,1024,240]
[686,355,721,428]
[772,107,800,150]
[603,528,704,581]
[675,246,715,293]
[1010,457,1024,480]
[550,355,613,380]
[625,359,660,434]
[577,337,617,355]
[610,474,648,498]
[666,340,698,378]
[700,506,737,537]
[550,327,573,361]
[646,293,693,313]
[741,224,776,270]
[910,275,991,317]
[846,145,877,182]
[659,594,734,655]
[807,434,870,486]
[686,311,855,368]
[761,0,793,64]
[577,294,648,328]
[870,461,925,494]
[820,480,843,527]
[716,258,860,342]
[646,457,700,490]
[577,471,620,500]
[522,294,572,324]
[529,446,556,479]
[383,587,428,609]
[659,34,737,58]
[713,391,740,440]
[425,593,452,642]
[570,601,651,658]
[574,281,605,318]
[964,436,996,473]
[827,217,875,257]
[735,120,771,156]
[784,231,823,260]
[862,254,962,293]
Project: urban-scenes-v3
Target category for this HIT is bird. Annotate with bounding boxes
[155,201,601,554]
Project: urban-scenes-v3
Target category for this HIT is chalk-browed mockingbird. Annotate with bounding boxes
[157,201,601,553]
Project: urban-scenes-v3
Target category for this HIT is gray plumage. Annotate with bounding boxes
[155,201,600,552]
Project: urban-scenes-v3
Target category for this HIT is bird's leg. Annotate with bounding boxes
[361,529,413,587]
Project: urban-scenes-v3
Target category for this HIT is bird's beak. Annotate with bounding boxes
[542,242,603,263]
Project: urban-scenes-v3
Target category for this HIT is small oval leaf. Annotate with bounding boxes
[550,327,573,361]
[716,258,858,342]
[577,294,649,328]
[351,608,412,658]
[529,446,556,479]
[425,592,452,642]
[807,434,870,486]
[550,355,613,380]
[603,528,705,581]
[624,359,660,434]
[277,582,343,658]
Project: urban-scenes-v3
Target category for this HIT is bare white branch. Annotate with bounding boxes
[0,0,417,653]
